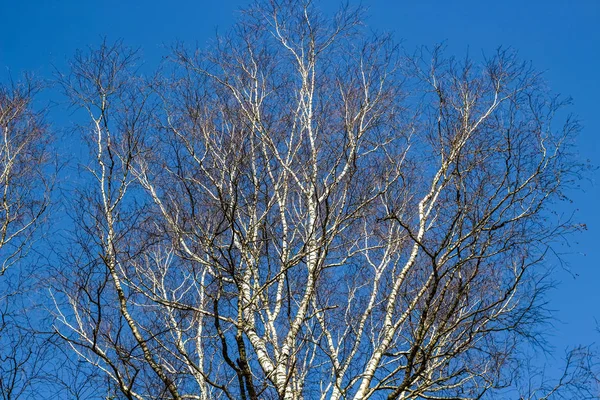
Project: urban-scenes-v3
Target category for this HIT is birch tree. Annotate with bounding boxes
[0,79,52,398]
[52,1,595,399]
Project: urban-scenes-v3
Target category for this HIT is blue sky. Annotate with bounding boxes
[1,0,598,363]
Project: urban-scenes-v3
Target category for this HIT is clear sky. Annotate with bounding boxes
[1,0,598,365]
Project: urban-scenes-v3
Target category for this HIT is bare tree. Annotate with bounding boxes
[0,79,50,276]
[51,41,171,399]
[0,79,52,398]
[52,1,596,399]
